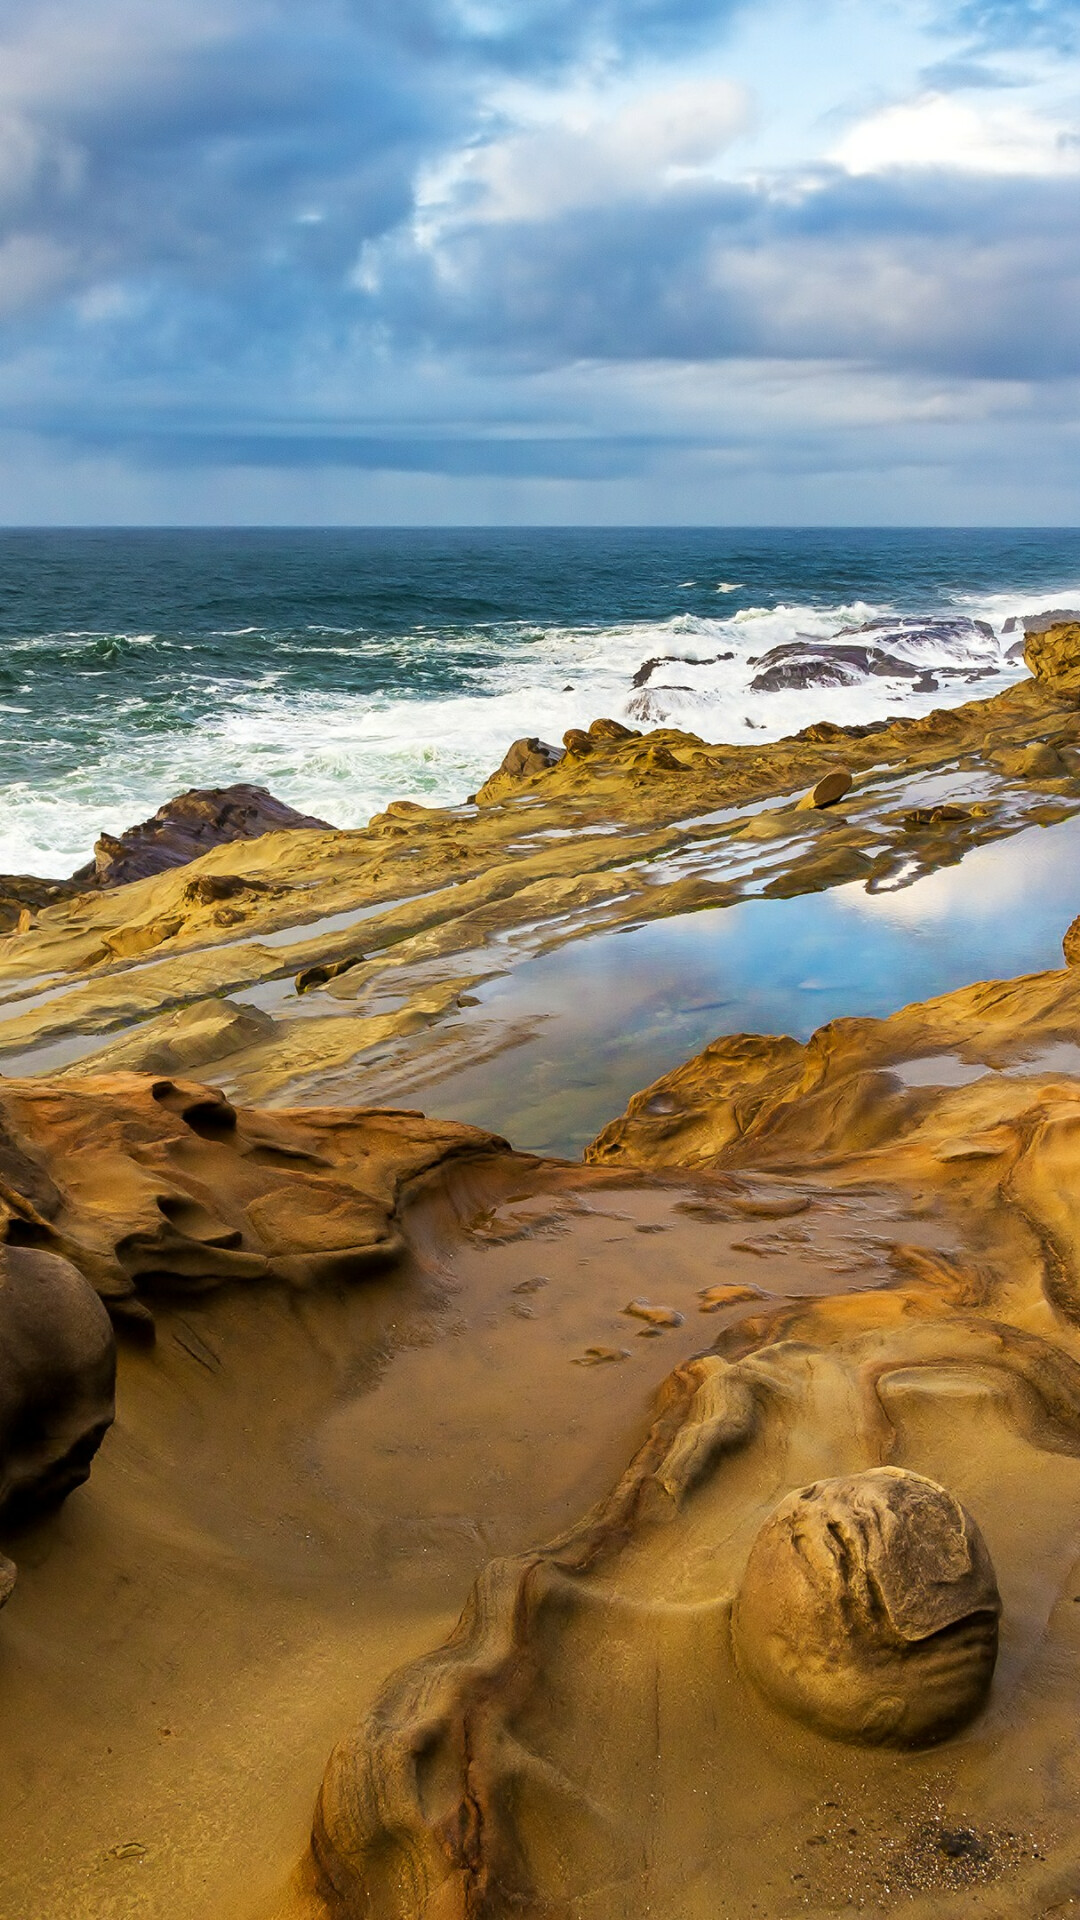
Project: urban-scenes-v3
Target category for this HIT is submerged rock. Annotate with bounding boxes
[750,641,918,693]
[733,1467,1000,1746]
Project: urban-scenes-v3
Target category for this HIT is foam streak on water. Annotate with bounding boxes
[0,527,1077,876]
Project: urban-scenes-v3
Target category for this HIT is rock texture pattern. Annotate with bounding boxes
[1023,618,1080,694]
[0,1243,115,1604]
[733,1468,1000,1746]
[307,947,1080,1920]
[0,1074,510,1322]
[73,782,331,888]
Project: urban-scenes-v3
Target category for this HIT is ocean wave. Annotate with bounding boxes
[0,579,1076,877]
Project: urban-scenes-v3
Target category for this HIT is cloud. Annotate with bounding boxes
[0,0,1075,517]
[832,92,1080,175]
[412,73,752,226]
[352,164,1080,384]
[944,0,1080,52]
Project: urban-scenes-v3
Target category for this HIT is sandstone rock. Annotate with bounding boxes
[562,728,595,757]
[991,742,1068,778]
[0,1244,116,1554]
[1063,915,1080,965]
[902,803,972,828]
[71,784,331,890]
[62,996,276,1078]
[733,1467,1000,1746]
[795,767,853,810]
[295,955,363,994]
[623,1298,684,1327]
[1023,621,1080,694]
[0,1075,509,1314]
[698,1282,764,1312]
[735,807,802,840]
[496,736,565,781]
[0,874,78,935]
[588,717,640,741]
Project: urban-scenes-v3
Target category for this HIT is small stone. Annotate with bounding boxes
[938,1828,989,1862]
[623,1299,685,1328]
[698,1283,764,1313]
[574,1346,631,1366]
[795,768,853,811]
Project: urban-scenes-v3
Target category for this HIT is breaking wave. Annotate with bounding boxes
[0,543,1077,876]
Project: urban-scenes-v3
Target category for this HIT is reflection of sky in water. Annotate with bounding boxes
[422,814,1080,1158]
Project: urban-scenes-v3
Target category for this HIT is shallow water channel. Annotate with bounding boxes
[417,813,1080,1156]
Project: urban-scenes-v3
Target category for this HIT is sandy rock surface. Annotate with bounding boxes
[309,954,1080,1919]
[8,672,1080,1917]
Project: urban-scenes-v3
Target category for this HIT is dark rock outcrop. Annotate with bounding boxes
[71,784,331,890]
[0,873,79,936]
[750,641,920,693]
[0,1242,116,1604]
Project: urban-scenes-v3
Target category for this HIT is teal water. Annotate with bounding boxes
[1,526,1078,875]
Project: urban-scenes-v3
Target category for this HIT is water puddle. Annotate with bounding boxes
[0,1030,121,1078]
[893,1040,1080,1087]
[407,813,1080,1156]
[252,894,416,950]
[0,975,84,1019]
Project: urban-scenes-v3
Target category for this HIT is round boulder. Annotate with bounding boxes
[0,1244,116,1538]
[733,1466,1000,1746]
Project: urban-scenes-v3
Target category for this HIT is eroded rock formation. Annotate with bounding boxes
[306,947,1080,1920]
[733,1468,1000,1747]
[0,1073,509,1323]
[0,1244,115,1606]
[1023,615,1080,694]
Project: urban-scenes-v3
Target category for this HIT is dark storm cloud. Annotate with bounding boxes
[361,169,1080,383]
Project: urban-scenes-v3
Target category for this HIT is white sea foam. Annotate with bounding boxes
[0,579,1075,877]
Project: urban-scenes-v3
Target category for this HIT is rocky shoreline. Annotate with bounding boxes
[5,618,1080,1917]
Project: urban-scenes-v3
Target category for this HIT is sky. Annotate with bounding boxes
[0,0,1077,523]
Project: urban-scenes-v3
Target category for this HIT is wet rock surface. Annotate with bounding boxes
[307,951,1080,1919]
[2,663,1080,1120]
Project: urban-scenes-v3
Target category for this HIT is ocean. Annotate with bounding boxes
[1,525,1078,878]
